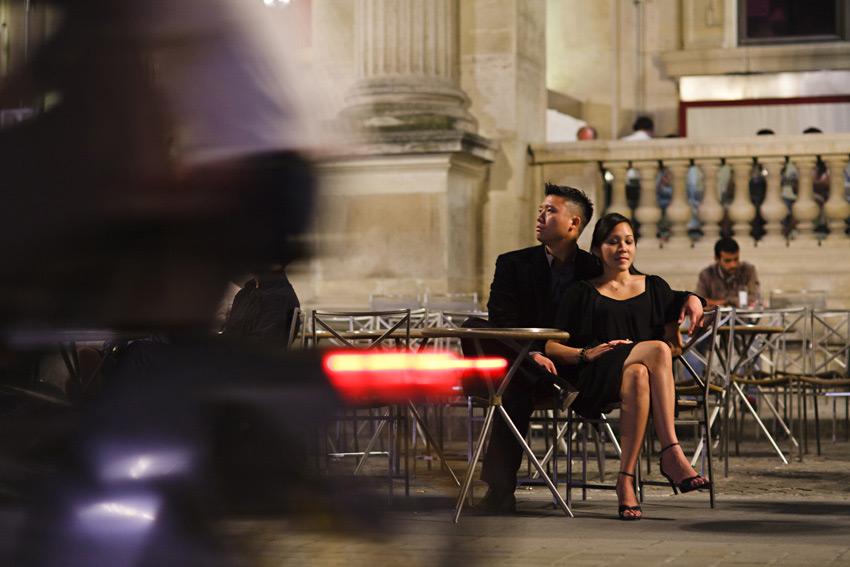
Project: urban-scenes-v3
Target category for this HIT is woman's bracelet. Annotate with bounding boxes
[578,346,588,364]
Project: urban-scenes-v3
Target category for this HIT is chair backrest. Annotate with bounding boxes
[770,289,827,310]
[426,310,488,352]
[312,309,411,350]
[675,307,732,394]
[809,309,850,378]
[369,293,422,311]
[287,306,305,349]
[730,306,807,376]
[423,292,479,313]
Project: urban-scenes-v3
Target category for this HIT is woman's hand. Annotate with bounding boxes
[584,339,633,362]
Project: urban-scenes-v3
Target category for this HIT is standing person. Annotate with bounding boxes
[695,237,761,307]
[546,213,711,521]
[621,116,654,140]
[471,184,704,514]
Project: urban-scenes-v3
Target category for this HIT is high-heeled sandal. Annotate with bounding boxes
[659,442,712,494]
[617,471,642,521]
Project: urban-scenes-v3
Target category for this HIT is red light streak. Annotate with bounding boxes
[322,351,507,405]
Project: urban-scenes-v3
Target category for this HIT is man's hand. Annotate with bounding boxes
[532,353,557,375]
[679,294,704,337]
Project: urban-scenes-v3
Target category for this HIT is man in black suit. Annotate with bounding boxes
[471,183,704,513]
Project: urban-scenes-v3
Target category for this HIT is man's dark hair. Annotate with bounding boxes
[714,237,739,258]
[544,183,594,232]
[756,128,775,136]
[803,127,822,134]
[633,116,654,133]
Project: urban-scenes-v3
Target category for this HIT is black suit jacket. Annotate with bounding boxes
[487,245,601,351]
[486,244,696,351]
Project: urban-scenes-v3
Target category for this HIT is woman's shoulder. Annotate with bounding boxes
[644,274,670,288]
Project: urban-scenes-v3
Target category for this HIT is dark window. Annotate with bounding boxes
[739,0,848,44]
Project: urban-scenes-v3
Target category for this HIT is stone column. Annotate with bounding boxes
[695,159,723,242]
[823,154,850,243]
[343,0,476,133]
[663,159,692,245]
[633,160,661,248]
[604,161,631,217]
[790,155,821,244]
[726,157,757,247]
[758,156,788,246]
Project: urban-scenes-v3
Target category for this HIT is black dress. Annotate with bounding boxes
[553,275,680,417]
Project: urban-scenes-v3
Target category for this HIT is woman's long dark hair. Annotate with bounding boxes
[590,213,642,275]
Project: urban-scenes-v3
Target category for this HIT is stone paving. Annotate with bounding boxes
[216,421,850,567]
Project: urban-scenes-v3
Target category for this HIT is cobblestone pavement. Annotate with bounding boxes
[216,430,850,567]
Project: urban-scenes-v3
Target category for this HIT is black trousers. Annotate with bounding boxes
[460,317,558,493]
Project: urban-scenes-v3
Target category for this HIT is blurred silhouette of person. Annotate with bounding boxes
[221,264,301,350]
[3,2,337,565]
[0,0,316,331]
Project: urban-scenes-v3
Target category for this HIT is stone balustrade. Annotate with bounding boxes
[529,133,850,248]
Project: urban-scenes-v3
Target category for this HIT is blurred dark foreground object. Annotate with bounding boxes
[10,347,384,567]
[0,0,315,330]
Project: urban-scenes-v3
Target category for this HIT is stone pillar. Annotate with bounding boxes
[663,159,692,245]
[299,0,495,308]
[633,160,661,248]
[726,157,757,247]
[343,0,476,133]
[604,161,631,217]
[790,155,821,244]
[695,159,723,242]
[823,154,850,243]
[758,156,788,246]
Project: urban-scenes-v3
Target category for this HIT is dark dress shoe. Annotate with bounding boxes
[477,488,517,514]
[555,383,579,412]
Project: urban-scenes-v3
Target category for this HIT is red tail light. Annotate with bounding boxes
[323,350,507,405]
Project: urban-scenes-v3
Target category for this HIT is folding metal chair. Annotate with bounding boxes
[793,309,850,455]
[312,309,412,500]
[640,307,727,508]
[722,306,805,465]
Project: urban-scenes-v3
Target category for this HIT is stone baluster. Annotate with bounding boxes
[789,155,821,244]
[758,156,788,246]
[726,157,757,247]
[822,154,850,242]
[695,159,723,241]
[632,160,661,248]
[604,161,631,217]
[663,159,692,244]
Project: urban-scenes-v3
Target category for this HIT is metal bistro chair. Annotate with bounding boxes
[724,306,805,465]
[792,309,850,455]
[640,307,727,508]
[312,308,413,500]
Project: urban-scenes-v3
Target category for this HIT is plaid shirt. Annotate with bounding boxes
[695,261,760,307]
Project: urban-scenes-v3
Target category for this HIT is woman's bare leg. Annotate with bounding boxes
[616,362,650,518]
[621,341,708,488]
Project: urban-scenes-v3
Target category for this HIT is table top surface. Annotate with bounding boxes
[2,328,149,348]
[419,327,570,341]
[718,325,788,334]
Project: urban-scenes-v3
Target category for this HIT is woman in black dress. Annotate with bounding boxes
[546,213,710,520]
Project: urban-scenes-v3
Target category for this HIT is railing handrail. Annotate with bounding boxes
[529,132,850,165]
